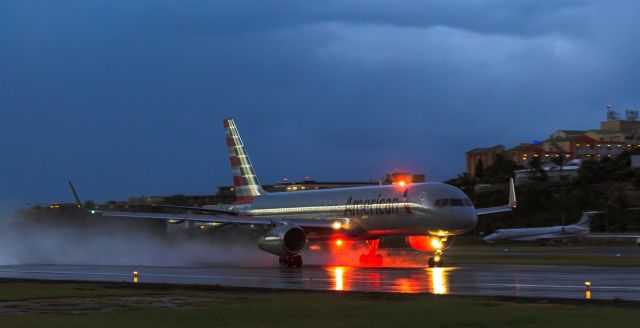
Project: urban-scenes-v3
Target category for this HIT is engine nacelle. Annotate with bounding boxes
[405,235,454,252]
[561,226,584,234]
[258,225,307,257]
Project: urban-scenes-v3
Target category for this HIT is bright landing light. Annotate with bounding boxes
[332,221,342,230]
[335,239,344,247]
[431,238,442,249]
[397,180,407,187]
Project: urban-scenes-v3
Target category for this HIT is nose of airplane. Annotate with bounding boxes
[464,209,479,231]
[451,207,478,233]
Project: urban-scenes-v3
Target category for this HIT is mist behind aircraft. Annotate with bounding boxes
[0,208,277,267]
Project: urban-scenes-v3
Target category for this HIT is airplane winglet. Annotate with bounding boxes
[476,177,517,216]
[68,180,83,209]
[508,177,517,209]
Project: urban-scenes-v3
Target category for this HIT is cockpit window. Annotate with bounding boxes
[434,199,449,207]
[434,198,474,207]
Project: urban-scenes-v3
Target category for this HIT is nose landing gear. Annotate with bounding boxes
[427,250,443,268]
[427,237,445,268]
[359,239,383,266]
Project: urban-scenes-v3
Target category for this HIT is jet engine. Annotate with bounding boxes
[561,226,584,234]
[405,235,454,252]
[258,225,308,257]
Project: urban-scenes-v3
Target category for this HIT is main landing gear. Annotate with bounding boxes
[427,237,445,268]
[359,239,383,266]
[279,255,303,268]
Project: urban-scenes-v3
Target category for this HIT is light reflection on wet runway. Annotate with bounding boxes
[0,264,639,301]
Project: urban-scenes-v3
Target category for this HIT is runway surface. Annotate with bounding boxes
[1,264,639,301]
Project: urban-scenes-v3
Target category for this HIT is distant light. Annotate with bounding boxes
[336,239,344,247]
[309,245,321,251]
[199,225,206,230]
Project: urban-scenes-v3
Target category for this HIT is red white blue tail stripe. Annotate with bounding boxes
[223,118,263,203]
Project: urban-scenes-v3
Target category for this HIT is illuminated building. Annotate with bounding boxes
[466,107,640,177]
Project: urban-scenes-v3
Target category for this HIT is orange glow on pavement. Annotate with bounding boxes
[331,266,347,291]
[427,267,450,295]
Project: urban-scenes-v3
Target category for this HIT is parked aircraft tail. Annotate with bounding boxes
[574,211,603,227]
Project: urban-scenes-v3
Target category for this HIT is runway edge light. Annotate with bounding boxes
[585,281,591,300]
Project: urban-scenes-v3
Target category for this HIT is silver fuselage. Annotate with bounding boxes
[227,182,478,240]
[483,225,590,243]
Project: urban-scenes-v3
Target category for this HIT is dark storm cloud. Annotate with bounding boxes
[1,1,639,204]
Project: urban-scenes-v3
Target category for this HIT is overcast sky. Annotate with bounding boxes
[1,1,639,206]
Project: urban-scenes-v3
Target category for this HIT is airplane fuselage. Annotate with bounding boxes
[483,225,589,243]
[228,182,478,240]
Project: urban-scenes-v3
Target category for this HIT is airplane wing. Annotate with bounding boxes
[585,234,640,239]
[476,178,517,216]
[90,210,344,229]
[69,181,344,229]
[151,204,238,216]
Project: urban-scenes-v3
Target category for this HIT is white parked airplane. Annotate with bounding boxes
[483,212,600,243]
[483,211,640,245]
[70,118,516,268]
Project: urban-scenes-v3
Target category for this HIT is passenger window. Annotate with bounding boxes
[450,199,463,206]
[463,199,473,206]
[434,199,449,207]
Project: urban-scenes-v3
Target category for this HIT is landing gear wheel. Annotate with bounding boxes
[292,255,303,268]
[359,239,383,266]
[375,254,383,266]
[279,255,303,268]
[427,257,436,268]
[359,254,383,266]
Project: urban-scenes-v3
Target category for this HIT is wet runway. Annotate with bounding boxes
[1,264,639,301]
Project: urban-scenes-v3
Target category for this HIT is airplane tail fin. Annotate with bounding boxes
[223,118,264,203]
[574,211,602,227]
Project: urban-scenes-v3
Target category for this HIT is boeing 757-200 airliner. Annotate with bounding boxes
[69,118,516,267]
